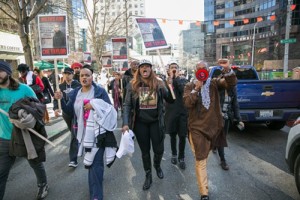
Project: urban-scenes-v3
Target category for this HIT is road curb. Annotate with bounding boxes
[48,127,69,142]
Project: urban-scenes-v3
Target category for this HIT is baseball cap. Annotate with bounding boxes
[63,67,74,74]
[138,59,152,68]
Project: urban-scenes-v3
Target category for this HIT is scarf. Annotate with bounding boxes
[200,77,211,110]
[79,99,117,167]
[11,109,37,160]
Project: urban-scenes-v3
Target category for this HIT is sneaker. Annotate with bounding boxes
[36,183,48,200]
[171,155,177,165]
[220,161,229,170]
[178,158,186,170]
[68,161,78,168]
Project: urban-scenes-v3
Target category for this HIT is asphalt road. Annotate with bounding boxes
[4,122,299,200]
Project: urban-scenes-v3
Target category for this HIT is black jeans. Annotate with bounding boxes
[0,139,47,200]
[134,120,164,171]
[217,119,230,161]
[170,132,186,159]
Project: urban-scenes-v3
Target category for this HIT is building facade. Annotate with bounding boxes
[179,23,205,60]
[204,0,300,69]
[97,0,146,53]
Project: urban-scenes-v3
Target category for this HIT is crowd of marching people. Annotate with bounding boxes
[0,58,244,200]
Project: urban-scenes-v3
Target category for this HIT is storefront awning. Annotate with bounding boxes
[0,31,24,60]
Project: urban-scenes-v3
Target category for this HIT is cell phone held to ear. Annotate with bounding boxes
[195,68,209,81]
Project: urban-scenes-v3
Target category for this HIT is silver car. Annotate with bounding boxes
[286,117,300,194]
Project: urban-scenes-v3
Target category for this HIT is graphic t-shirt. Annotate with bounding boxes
[0,84,36,140]
[138,86,158,123]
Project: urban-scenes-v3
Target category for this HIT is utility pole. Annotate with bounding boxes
[283,0,292,78]
[251,23,257,66]
[125,0,129,60]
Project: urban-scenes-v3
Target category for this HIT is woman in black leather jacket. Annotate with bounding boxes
[122,59,174,190]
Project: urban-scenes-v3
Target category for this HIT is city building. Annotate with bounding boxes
[178,23,206,70]
[204,0,300,69]
[97,0,146,53]
[0,16,25,71]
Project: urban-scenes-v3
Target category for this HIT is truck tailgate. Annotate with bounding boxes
[237,80,300,109]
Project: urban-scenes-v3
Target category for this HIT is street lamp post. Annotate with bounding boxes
[251,23,257,66]
[78,19,89,52]
[283,0,293,78]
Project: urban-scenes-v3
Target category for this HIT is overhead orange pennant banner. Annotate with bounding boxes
[213,21,219,26]
[257,17,263,22]
[243,18,249,24]
[291,4,296,11]
[179,20,183,25]
[195,21,201,26]
[162,19,166,23]
[229,20,235,25]
[270,15,276,21]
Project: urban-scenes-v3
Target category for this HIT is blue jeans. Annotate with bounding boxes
[0,138,47,200]
[88,147,105,200]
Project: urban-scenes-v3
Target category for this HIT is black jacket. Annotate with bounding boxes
[122,68,134,100]
[122,80,174,139]
[165,76,188,135]
[219,86,241,123]
[8,97,47,163]
[53,80,81,111]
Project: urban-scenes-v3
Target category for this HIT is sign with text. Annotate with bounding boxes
[112,38,128,61]
[38,14,68,59]
[280,38,296,44]
[135,18,168,50]
[102,55,112,68]
[84,52,92,63]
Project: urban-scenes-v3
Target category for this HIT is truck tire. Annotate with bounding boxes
[294,154,300,194]
[266,121,286,130]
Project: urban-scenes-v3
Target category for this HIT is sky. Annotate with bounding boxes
[144,0,204,44]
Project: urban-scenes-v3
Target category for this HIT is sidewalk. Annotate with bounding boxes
[45,103,69,141]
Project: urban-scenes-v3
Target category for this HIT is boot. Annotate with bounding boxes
[143,170,152,190]
[142,153,152,190]
[154,154,164,179]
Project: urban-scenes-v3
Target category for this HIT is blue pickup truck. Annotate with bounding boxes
[210,65,300,130]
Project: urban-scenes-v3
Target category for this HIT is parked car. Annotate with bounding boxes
[285,117,300,194]
[209,65,300,130]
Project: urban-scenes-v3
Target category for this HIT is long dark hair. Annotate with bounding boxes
[8,76,20,90]
[131,68,164,98]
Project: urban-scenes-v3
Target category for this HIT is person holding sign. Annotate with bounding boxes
[183,61,237,200]
[122,59,174,190]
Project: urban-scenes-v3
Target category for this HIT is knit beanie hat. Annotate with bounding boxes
[71,62,83,69]
[0,61,12,75]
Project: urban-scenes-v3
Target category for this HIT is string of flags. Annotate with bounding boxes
[157,4,297,26]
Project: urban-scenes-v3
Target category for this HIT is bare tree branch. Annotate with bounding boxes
[0,1,17,21]
[28,0,49,22]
